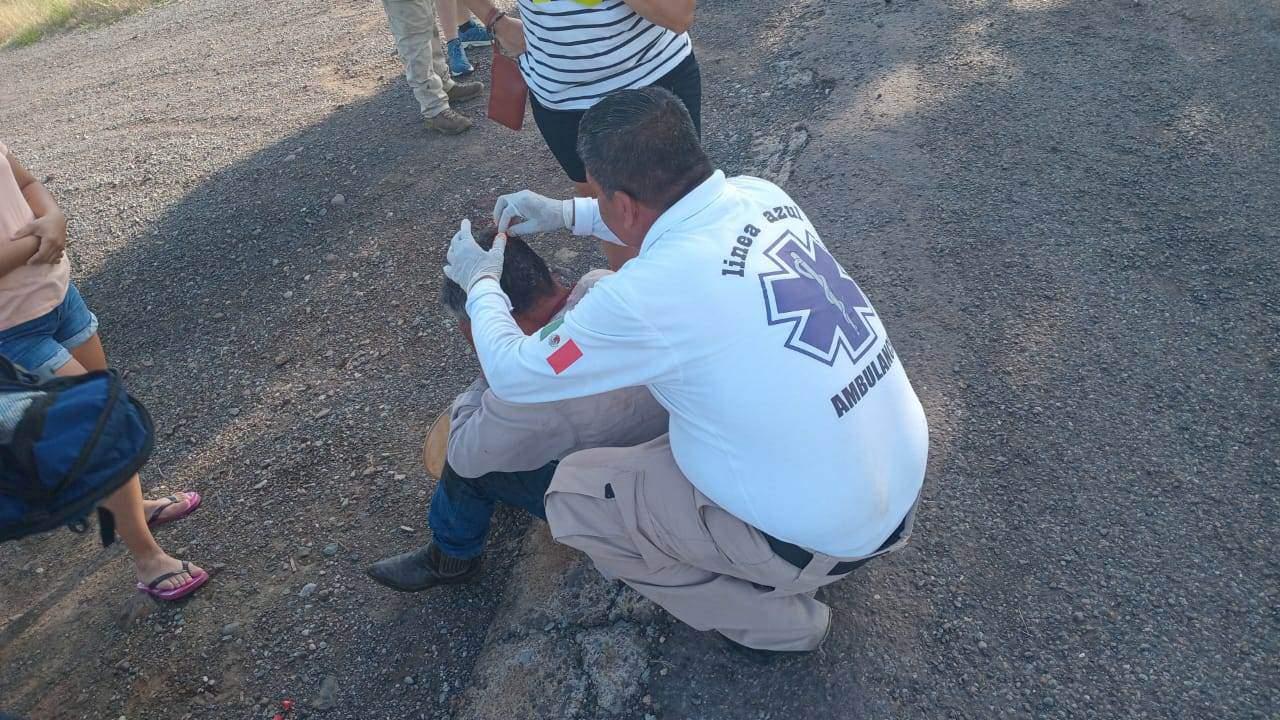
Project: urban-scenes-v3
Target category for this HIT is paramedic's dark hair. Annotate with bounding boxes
[440,230,555,320]
[577,87,712,211]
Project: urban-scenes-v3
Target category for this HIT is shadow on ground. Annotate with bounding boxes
[0,68,580,718]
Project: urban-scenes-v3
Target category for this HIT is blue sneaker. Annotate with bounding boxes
[457,20,492,48]
[446,38,474,77]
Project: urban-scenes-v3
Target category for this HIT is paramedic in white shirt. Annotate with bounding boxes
[444,87,929,653]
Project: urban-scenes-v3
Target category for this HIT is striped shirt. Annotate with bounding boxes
[517,0,693,111]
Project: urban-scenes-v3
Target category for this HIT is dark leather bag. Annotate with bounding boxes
[488,40,528,130]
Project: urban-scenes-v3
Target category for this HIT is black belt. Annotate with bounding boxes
[763,516,908,576]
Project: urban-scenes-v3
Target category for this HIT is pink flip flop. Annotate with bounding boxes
[146,492,202,529]
[137,561,209,601]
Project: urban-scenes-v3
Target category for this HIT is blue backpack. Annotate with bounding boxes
[0,354,154,545]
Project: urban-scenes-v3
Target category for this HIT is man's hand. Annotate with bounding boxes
[494,15,526,56]
[445,219,507,291]
[12,209,67,265]
[493,190,572,235]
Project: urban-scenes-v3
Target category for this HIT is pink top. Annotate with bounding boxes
[0,141,70,331]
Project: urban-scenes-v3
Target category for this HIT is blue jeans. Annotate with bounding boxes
[0,282,99,379]
[427,461,557,559]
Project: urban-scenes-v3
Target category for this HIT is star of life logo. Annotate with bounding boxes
[758,230,878,366]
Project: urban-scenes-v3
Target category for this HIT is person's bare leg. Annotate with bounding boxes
[66,332,107,372]
[64,335,194,521]
[99,475,202,590]
[55,350,202,590]
[71,337,191,520]
[575,181,639,270]
[438,0,461,42]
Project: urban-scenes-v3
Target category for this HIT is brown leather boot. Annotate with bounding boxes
[446,80,484,105]
[365,543,481,592]
[424,108,472,135]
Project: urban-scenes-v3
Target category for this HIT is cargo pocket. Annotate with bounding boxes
[545,458,672,573]
[699,503,776,568]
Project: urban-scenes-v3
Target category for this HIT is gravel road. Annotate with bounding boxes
[0,0,1276,718]
[1,1,571,717]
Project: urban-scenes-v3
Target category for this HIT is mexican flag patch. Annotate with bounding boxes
[547,340,583,374]
[539,318,581,373]
[538,318,564,341]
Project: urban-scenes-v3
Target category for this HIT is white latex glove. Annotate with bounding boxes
[444,219,507,291]
[493,190,573,235]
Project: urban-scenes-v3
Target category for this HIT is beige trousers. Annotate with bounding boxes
[545,435,916,651]
[381,0,455,117]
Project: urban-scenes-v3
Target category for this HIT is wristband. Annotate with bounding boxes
[570,197,595,236]
[561,199,576,232]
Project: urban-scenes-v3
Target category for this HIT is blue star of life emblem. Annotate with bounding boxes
[758,230,878,366]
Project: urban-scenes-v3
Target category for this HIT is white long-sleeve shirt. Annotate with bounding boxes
[447,271,669,478]
[466,171,929,557]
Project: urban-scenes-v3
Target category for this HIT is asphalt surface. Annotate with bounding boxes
[649,1,1279,719]
[0,0,1276,718]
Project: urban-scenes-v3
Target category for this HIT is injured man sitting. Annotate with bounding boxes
[366,229,668,591]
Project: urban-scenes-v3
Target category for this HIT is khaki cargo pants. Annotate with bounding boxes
[545,434,916,651]
[381,0,456,117]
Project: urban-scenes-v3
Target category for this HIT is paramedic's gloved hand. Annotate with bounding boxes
[445,220,507,292]
[493,190,572,235]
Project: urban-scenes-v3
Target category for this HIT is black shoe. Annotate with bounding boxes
[365,543,481,592]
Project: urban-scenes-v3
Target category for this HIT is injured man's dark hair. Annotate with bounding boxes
[440,229,557,320]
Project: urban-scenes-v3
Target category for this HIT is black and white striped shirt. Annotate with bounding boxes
[517,0,693,111]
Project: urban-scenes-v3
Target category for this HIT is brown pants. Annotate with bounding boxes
[545,435,915,651]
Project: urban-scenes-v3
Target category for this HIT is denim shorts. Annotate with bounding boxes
[0,283,99,379]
